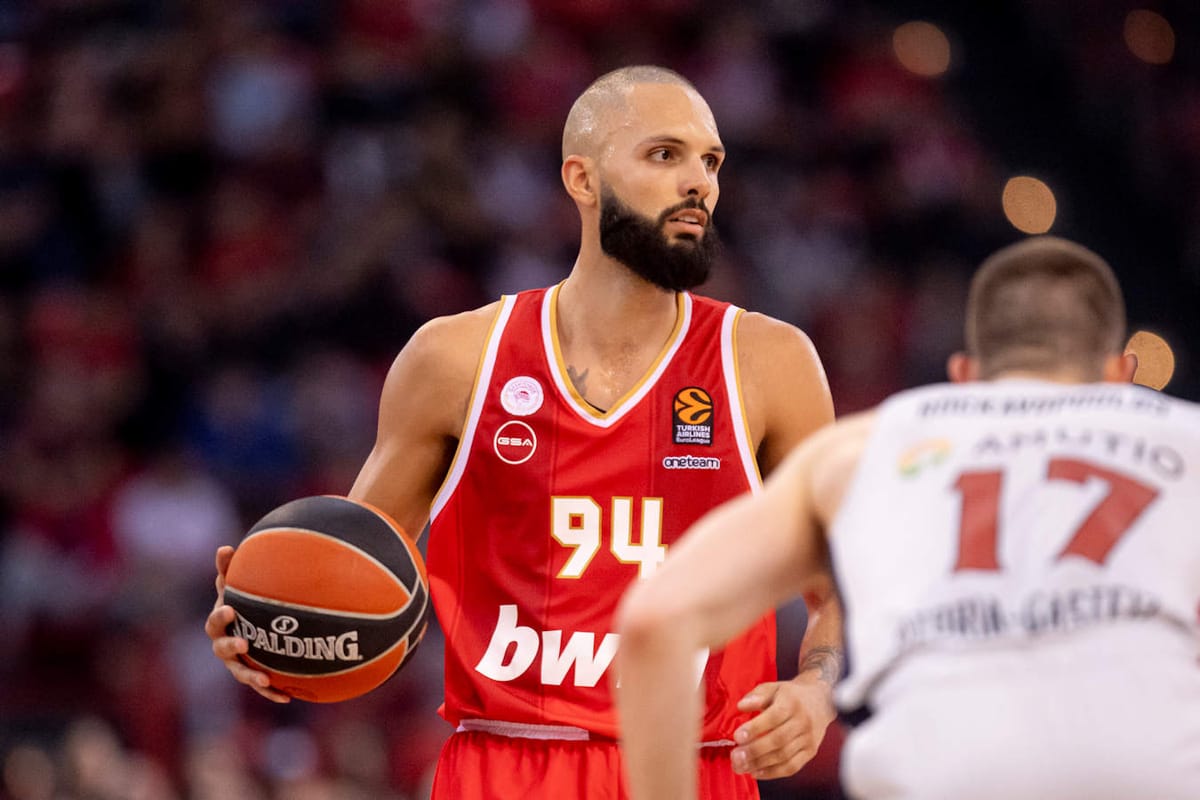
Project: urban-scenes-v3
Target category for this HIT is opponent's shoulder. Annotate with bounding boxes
[784,410,879,526]
[808,410,877,460]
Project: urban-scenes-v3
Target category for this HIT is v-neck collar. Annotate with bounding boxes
[541,283,692,428]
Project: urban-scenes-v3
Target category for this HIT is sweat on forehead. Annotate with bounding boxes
[561,65,701,161]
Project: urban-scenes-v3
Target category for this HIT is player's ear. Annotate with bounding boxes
[1103,352,1138,383]
[946,352,978,383]
[562,155,599,207]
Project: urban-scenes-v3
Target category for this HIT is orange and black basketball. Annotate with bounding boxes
[223,495,429,703]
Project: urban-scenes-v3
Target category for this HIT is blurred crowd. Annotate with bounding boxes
[1,1,1197,798]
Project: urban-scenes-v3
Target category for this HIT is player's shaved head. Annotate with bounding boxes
[966,236,1126,379]
[562,65,701,161]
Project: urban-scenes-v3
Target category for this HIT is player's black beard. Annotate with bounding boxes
[598,188,719,292]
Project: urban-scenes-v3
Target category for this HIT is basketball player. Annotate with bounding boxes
[205,66,843,798]
[616,236,1200,799]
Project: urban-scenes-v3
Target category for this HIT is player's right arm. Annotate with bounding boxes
[346,305,499,535]
[204,303,499,702]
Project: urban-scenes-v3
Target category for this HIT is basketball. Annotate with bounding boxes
[223,495,430,703]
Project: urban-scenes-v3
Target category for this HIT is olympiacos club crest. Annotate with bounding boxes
[501,376,544,416]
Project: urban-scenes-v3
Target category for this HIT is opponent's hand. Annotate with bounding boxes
[729,673,836,779]
[205,545,291,703]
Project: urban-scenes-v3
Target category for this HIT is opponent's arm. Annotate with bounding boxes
[730,313,843,778]
[205,305,495,701]
[617,412,874,800]
[615,423,837,800]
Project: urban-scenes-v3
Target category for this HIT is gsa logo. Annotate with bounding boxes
[494,420,537,465]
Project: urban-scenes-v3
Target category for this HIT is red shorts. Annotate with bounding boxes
[431,730,760,800]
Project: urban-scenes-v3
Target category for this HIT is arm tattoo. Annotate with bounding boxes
[567,365,589,395]
[799,645,844,685]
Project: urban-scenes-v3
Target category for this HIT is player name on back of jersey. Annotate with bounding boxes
[917,386,1171,419]
[896,584,1164,649]
[970,425,1186,480]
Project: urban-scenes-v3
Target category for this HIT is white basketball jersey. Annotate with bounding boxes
[831,379,1200,714]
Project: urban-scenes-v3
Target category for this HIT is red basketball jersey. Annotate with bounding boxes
[427,285,775,741]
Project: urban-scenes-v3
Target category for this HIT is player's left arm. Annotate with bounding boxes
[733,311,842,779]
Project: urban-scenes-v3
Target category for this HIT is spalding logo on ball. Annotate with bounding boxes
[223,495,430,703]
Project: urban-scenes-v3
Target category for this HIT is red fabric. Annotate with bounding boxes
[428,288,775,742]
[431,731,759,800]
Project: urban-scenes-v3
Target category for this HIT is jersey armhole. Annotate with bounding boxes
[721,306,763,491]
[430,295,518,521]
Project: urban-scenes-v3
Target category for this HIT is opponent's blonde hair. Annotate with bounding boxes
[966,236,1126,379]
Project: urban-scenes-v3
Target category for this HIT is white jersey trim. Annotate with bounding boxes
[456,719,591,741]
[456,718,735,747]
[430,295,518,522]
[721,306,762,492]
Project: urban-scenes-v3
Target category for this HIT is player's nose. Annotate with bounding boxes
[679,156,714,200]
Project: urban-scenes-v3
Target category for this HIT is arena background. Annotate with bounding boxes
[1,1,1197,798]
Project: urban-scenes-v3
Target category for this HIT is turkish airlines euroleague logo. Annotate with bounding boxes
[494,420,537,464]
[673,387,713,446]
